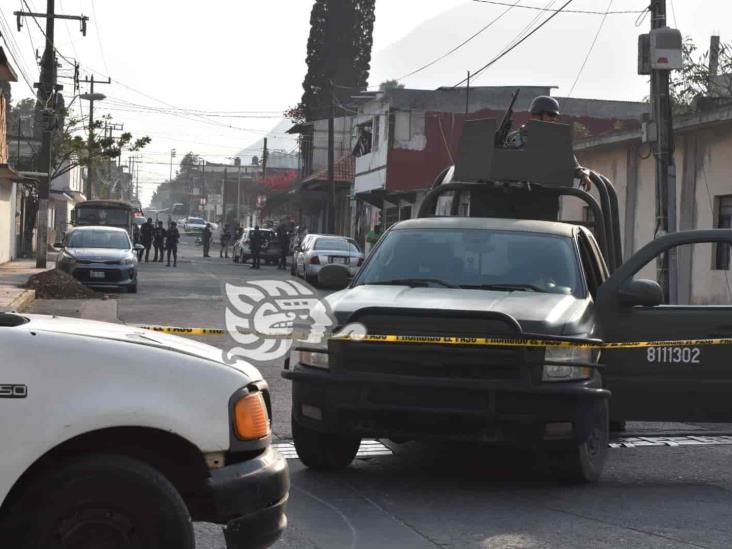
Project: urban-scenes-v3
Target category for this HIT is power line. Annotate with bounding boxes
[396,0,522,81]
[88,0,109,75]
[454,0,575,87]
[471,0,644,15]
[566,0,613,99]
[0,8,36,93]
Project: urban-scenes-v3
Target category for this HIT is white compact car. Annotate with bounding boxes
[0,312,288,549]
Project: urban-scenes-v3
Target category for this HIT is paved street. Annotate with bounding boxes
[29,237,732,549]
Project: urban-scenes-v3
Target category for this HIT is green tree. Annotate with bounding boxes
[51,112,151,180]
[299,0,376,120]
[670,38,732,115]
[379,79,405,91]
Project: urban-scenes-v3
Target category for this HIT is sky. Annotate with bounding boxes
[2,0,731,206]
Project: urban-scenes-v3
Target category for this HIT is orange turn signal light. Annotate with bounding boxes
[234,392,270,440]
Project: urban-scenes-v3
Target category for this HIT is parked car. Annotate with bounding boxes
[0,312,289,548]
[294,234,363,284]
[54,226,142,293]
[181,217,208,233]
[233,228,277,264]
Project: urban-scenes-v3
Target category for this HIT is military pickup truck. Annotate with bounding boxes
[283,118,732,483]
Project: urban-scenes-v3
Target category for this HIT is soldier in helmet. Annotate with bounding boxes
[506,96,561,149]
[506,95,590,188]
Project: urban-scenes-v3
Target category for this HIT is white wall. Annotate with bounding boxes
[355,101,389,194]
[571,123,732,305]
[0,181,15,264]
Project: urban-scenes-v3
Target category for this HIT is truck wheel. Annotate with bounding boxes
[4,454,194,549]
[128,283,138,294]
[549,400,609,483]
[292,414,360,469]
[609,420,626,433]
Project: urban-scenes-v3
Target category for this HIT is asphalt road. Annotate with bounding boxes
[30,236,732,549]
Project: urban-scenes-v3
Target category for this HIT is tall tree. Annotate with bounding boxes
[300,0,376,120]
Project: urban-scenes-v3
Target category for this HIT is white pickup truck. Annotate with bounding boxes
[0,312,288,549]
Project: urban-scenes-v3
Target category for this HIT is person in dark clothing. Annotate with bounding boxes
[250,225,263,270]
[220,225,232,258]
[201,223,213,257]
[166,222,180,267]
[140,218,154,263]
[153,221,166,262]
[276,224,289,270]
[133,224,142,260]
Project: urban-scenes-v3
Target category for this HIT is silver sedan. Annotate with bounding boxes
[54,226,142,293]
[294,235,363,285]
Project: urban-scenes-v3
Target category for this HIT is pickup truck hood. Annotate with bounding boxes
[19,314,262,380]
[328,285,594,336]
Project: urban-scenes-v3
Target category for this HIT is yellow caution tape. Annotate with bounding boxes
[137,325,228,337]
[137,325,732,349]
[330,334,732,349]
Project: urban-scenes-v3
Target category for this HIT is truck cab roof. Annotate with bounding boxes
[392,216,577,238]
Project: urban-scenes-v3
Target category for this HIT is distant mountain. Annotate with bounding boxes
[236,118,299,168]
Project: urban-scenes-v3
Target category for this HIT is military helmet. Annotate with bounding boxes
[529,95,560,116]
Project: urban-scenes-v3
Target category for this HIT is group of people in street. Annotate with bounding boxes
[200,224,245,259]
[133,218,180,267]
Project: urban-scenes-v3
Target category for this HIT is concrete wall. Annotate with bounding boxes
[570,122,732,305]
[354,101,389,194]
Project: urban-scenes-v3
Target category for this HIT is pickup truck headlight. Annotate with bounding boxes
[542,347,593,382]
[60,251,75,262]
[233,392,270,440]
[291,333,330,369]
[121,257,136,265]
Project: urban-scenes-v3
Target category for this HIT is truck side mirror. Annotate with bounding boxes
[617,279,663,307]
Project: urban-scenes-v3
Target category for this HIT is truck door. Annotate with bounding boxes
[596,230,732,422]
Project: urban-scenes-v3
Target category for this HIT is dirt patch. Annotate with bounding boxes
[24,269,103,299]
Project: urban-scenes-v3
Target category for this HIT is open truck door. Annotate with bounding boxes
[597,229,732,422]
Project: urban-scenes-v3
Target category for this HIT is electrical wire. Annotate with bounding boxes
[0,9,36,93]
[471,0,644,15]
[454,0,572,87]
[88,0,109,76]
[565,0,613,99]
[395,0,522,81]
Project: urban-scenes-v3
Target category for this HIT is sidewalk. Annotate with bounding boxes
[0,258,51,312]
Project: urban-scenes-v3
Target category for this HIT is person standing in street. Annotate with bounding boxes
[276,224,289,270]
[220,224,232,259]
[133,224,142,260]
[365,223,382,255]
[140,218,154,263]
[201,223,213,258]
[166,221,180,267]
[153,221,166,262]
[250,225,263,270]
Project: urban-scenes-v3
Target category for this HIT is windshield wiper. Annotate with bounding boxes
[459,283,545,292]
[368,278,458,288]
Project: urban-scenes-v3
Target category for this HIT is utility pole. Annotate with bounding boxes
[222,166,228,225]
[236,159,242,226]
[262,138,268,180]
[648,0,678,303]
[201,161,207,220]
[170,148,176,182]
[14,1,87,267]
[328,96,336,234]
[80,74,111,199]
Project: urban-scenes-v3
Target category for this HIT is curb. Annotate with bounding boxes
[0,288,36,313]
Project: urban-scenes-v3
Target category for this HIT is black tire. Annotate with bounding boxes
[128,283,138,294]
[3,454,194,549]
[292,414,360,470]
[305,271,318,286]
[547,400,609,483]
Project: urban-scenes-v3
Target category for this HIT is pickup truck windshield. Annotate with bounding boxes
[67,230,131,250]
[356,228,582,295]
